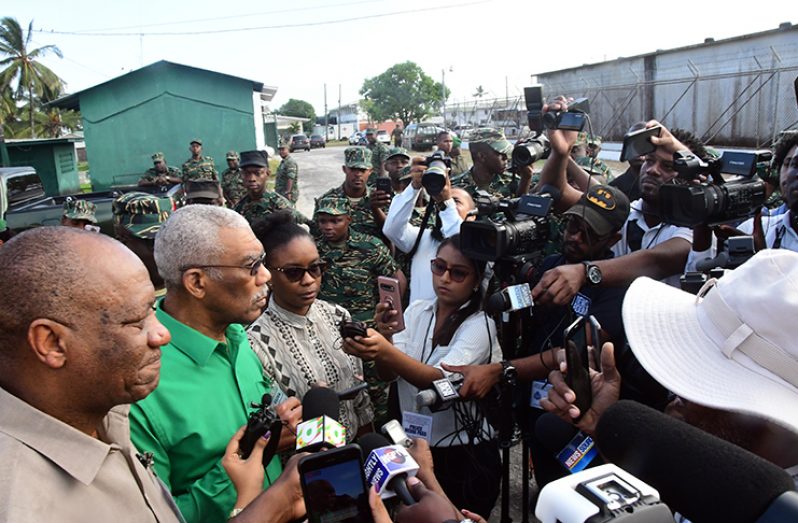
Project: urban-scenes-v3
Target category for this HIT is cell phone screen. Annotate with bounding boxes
[302,457,373,523]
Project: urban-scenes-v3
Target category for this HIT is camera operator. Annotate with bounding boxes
[735,132,798,252]
[452,128,533,199]
[534,100,713,305]
[382,158,476,303]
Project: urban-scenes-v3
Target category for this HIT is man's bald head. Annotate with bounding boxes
[0,227,141,359]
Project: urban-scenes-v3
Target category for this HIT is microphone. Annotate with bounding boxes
[535,463,672,523]
[359,433,419,505]
[534,412,600,474]
[595,400,798,523]
[486,282,535,314]
[415,376,462,412]
[295,387,346,452]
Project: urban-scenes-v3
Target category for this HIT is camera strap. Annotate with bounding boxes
[407,200,436,262]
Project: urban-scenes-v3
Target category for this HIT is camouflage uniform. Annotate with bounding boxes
[391,126,403,147]
[62,198,98,224]
[366,137,391,186]
[112,192,171,239]
[275,153,300,205]
[451,128,518,198]
[315,147,381,239]
[139,152,180,186]
[449,152,470,178]
[221,151,246,206]
[182,141,218,182]
[234,191,299,225]
[315,196,399,427]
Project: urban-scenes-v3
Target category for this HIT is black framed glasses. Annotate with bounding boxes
[269,261,328,282]
[430,258,472,282]
[182,252,267,277]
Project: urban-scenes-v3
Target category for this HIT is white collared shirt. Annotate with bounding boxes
[738,210,798,252]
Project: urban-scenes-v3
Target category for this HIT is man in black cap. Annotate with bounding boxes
[233,150,308,225]
[184,180,225,207]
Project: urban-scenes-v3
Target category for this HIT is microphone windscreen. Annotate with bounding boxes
[358,432,391,458]
[596,400,793,523]
[485,290,510,315]
[302,386,340,421]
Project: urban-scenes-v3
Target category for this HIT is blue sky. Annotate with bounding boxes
[8,0,794,114]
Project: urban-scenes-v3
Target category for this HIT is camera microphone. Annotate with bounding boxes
[295,387,346,452]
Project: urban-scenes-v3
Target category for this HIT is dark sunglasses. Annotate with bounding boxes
[269,261,327,282]
[430,258,472,282]
[182,252,266,277]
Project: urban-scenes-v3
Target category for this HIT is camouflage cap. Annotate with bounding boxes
[470,127,513,155]
[587,135,602,147]
[344,146,372,169]
[397,165,413,182]
[386,146,410,161]
[62,198,98,224]
[190,138,203,145]
[226,150,239,160]
[278,139,290,149]
[314,196,351,217]
[152,152,165,162]
[112,192,171,239]
[574,132,589,146]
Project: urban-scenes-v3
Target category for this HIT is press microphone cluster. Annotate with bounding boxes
[415,376,463,412]
[358,433,418,505]
[295,387,346,452]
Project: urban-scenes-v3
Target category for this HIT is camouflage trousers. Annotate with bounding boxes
[363,360,391,430]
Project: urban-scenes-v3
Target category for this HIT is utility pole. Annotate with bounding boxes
[324,83,329,140]
[441,68,446,126]
[338,84,342,141]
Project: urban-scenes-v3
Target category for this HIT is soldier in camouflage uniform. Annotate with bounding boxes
[391,124,403,147]
[452,127,532,199]
[365,128,391,186]
[61,198,98,229]
[139,152,182,187]
[234,150,309,226]
[314,147,387,240]
[384,147,411,193]
[181,138,218,182]
[572,133,614,181]
[449,133,470,177]
[112,192,172,294]
[315,195,405,428]
[220,151,246,206]
[275,141,300,205]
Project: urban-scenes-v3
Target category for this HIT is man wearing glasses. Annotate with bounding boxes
[129,205,302,523]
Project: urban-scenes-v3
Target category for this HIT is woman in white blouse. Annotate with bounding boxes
[247,211,373,441]
[344,234,502,517]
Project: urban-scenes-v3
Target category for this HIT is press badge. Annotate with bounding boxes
[530,380,554,410]
[402,411,433,442]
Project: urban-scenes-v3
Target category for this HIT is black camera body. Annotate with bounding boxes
[661,149,770,227]
[542,97,589,132]
[421,151,451,197]
[239,393,283,466]
[511,135,550,170]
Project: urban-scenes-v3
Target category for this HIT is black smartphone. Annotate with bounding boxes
[620,125,662,162]
[586,315,602,370]
[375,177,393,195]
[563,316,593,421]
[299,444,375,523]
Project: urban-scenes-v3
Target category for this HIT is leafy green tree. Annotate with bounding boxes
[278,98,316,133]
[0,17,64,138]
[360,62,448,126]
[34,106,81,138]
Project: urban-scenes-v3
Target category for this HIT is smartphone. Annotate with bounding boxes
[377,276,405,333]
[299,444,375,523]
[563,316,593,421]
[375,177,393,195]
[620,125,662,162]
[586,315,602,370]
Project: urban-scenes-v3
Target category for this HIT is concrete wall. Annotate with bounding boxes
[536,25,798,147]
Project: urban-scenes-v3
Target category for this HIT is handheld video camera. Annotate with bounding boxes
[421,151,452,197]
[238,393,283,466]
[659,149,771,227]
[524,85,590,134]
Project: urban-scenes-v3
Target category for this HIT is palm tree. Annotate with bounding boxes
[0,17,64,138]
[473,85,486,99]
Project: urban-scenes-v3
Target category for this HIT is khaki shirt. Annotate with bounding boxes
[0,387,183,523]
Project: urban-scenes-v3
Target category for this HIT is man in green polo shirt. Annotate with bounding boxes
[129,205,301,523]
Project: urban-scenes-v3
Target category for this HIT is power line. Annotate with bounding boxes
[70,0,388,33]
[33,0,491,37]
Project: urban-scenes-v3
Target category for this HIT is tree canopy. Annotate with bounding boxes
[277,98,316,133]
[360,62,448,125]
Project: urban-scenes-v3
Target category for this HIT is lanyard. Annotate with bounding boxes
[419,311,437,365]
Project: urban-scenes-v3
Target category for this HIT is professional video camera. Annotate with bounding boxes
[421,151,451,197]
[460,191,555,262]
[659,149,771,227]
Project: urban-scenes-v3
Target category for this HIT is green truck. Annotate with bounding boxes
[1,166,180,236]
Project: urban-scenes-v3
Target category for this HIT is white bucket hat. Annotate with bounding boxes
[622,249,798,433]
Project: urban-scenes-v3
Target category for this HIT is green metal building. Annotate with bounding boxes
[5,137,82,196]
[53,60,278,189]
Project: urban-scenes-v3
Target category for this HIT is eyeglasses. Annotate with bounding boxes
[269,261,327,282]
[182,252,267,277]
[430,258,472,282]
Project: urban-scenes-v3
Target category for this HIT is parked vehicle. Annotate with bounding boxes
[290,134,311,152]
[402,123,444,151]
[2,166,180,236]
[376,129,391,145]
[310,134,326,148]
[348,131,362,145]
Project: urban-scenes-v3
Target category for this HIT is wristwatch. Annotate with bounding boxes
[583,261,602,286]
[500,360,517,382]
